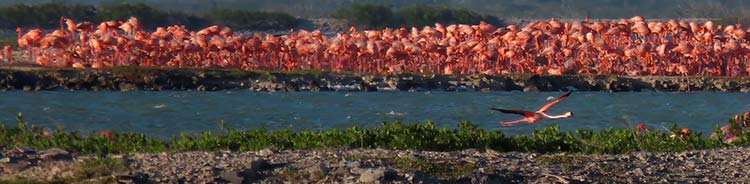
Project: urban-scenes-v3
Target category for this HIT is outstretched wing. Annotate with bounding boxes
[501,118,531,126]
[538,91,571,112]
[490,108,535,117]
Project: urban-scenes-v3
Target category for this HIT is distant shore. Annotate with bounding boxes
[0,66,748,92]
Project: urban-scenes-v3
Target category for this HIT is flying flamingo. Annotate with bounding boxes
[491,91,574,126]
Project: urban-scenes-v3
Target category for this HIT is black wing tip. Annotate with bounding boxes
[561,91,572,97]
[489,107,504,112]
[490,108,513,113]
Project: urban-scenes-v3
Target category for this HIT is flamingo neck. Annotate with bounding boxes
[541,112,571,119]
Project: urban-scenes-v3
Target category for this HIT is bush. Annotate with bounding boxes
[396,6,504,27]
[713,17,750,27]
[332,4,504,29]
[332,3,396,29]
[0,2,98,29]
[206,9,298,30]
[97,2,167,28]
[0,2,294,30]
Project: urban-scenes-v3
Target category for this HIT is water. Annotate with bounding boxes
[0,91,748,137]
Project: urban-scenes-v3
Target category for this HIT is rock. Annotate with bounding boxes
[346,161,361,168]
[523,85,540,92]
[250,159,270,171]
[470,173,489,184]
[15,147,36,154]
[631,168,645,177]
[358,168,386,183]
[118,82,137,91]
[307,163,329,180]
[484,149,500,156]
[40,148,71,160]
[219,169,245,184]
[257,148,275,157]
[332,166,349,176]
[3,161,29,172]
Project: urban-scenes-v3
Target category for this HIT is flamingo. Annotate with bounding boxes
[491,91,574,126]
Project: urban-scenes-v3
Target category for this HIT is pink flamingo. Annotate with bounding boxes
[492,91,574,126]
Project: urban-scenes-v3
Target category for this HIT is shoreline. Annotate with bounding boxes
[1,66,749,92]
[3,147,750,183]
[1,113,748,183]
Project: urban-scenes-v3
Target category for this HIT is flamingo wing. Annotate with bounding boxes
[501,117,531,126]
[537,91,571,112]
[490,108,535,117]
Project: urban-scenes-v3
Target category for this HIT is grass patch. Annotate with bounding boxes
[349,154,476,181]
[1,113,749,155]
[0,157,126,184]
[284,69,328,78]
[72,157,127,182]
[109,66,163,76]
[0,113,167,155]
[0,37,17,48]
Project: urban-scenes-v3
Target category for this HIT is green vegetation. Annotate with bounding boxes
[1,113,748,155]
[332,4,396,29]
[333,4,503,28]
[72,157,128,182]
[714,17,750,27]
[205,9,298,30]
[2,0,745,19]
[0,2,295,30]
[0,157,128,183]
[0,113,167,154]
[97,2,209,30]
[0,37,17,48]
[0,2,97,29]
[396,6,503,27]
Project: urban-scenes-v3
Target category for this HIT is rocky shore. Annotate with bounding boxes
[1,66,749,92]
[2,147,750,183]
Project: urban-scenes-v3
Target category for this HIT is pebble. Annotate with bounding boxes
[40,148,71,160]
[358,168,386,183]
[3,147,750,183]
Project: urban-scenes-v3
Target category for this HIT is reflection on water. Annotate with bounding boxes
[0,91,747,137]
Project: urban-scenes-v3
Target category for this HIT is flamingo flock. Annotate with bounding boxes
[7,16,750,76]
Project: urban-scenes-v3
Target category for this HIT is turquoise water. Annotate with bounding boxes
[0,91,748,137]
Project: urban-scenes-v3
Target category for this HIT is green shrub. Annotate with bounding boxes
[0,2,98,29]
[332,4,504,29]
[205,9,298,30]
[1,112,747,155]
[396,6,504,27]
[332,3,396,29]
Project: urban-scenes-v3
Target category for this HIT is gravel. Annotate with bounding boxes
[3,147,750,183]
